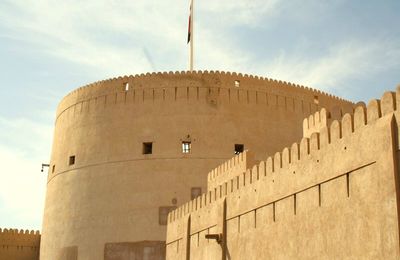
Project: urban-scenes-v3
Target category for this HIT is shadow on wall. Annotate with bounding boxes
[104,241,166,260]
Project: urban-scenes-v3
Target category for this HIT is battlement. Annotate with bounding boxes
[0,228,40,236]
[207,151,256,192]
[61,70,350,103]
[302,102,361,138]
[55,70,354,123]
[302,108,332,138]
[0,228,40,247]
[167,87,398,225]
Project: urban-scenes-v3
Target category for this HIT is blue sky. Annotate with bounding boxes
[0,0,399,231]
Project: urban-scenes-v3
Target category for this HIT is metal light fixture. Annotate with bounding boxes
[205,233,223,244]
[41,163,50,172]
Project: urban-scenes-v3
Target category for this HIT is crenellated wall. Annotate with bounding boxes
[302,103,365,138]
[55,71,351,121]
[166,87,400,259]
[41,71,354,260]
[302,108,333,138]
[207,151,256,192]
[0,228,40,260]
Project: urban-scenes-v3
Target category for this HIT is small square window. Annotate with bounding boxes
[314,95,319,104]
[234,144,244,155]
[234,80,240,87]
[52,165,55,173]
[143,142,153,154]
[159,206,176,225]
[182,141,191,153]
[69,156,75,165]
[191,187,202,200]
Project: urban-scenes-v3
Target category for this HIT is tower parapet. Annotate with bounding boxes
[55,71,353,122]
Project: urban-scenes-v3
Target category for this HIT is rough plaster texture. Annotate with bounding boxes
[302,108,332,138]
[104,241,165,260]
[207,151,255,192]
[40,71,353,259]
[166,89,400,259]
[0,229,40,260]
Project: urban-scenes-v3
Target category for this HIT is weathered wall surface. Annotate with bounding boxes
[41,71,353,259]
[302,108,332,138]
[0,229,40,260]
[104,241,165,260]
[207,151,255,192]
[166,89,400,259]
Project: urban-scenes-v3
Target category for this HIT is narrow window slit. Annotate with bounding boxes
[69,155,75,166]
[238,216,241,233]
[174,87,177,100]
[318,184,322,206]
[272,202,276,222]
[254,210,257,228]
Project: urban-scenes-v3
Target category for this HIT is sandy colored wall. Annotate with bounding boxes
[302,108,332,138]
[207,151,256,192]
[166,89,400,259]
[41,71,353,260]
[0,229,40,260]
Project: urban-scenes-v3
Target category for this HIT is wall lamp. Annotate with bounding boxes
[41,163,50,172]
[205,233,223,244]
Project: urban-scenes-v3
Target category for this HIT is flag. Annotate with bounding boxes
[187,1,192,44]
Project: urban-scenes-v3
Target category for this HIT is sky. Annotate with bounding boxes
[0,0,399,231]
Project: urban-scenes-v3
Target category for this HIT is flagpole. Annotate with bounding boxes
[189,0,194,72]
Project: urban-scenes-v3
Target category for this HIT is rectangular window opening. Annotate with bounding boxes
[234,80,240,88]
[234,144,244,155]
[52,165,55,173]
[69,156,75,166]
[159,206,177,225]
[143,142,153,154]
[124,82,129,91]
[191,187,202,200]
[182,141,191,153]
[314,95,319,104]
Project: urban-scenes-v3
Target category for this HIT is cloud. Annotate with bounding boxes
[2,0,397,92]
[255,38,400,94]
[0,0,284,76]
[200,0,282,27]
[0,116,52,229]
[0,0,187,75]
[0,117,53,157]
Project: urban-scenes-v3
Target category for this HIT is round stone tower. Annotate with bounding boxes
[40,71,353,259]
